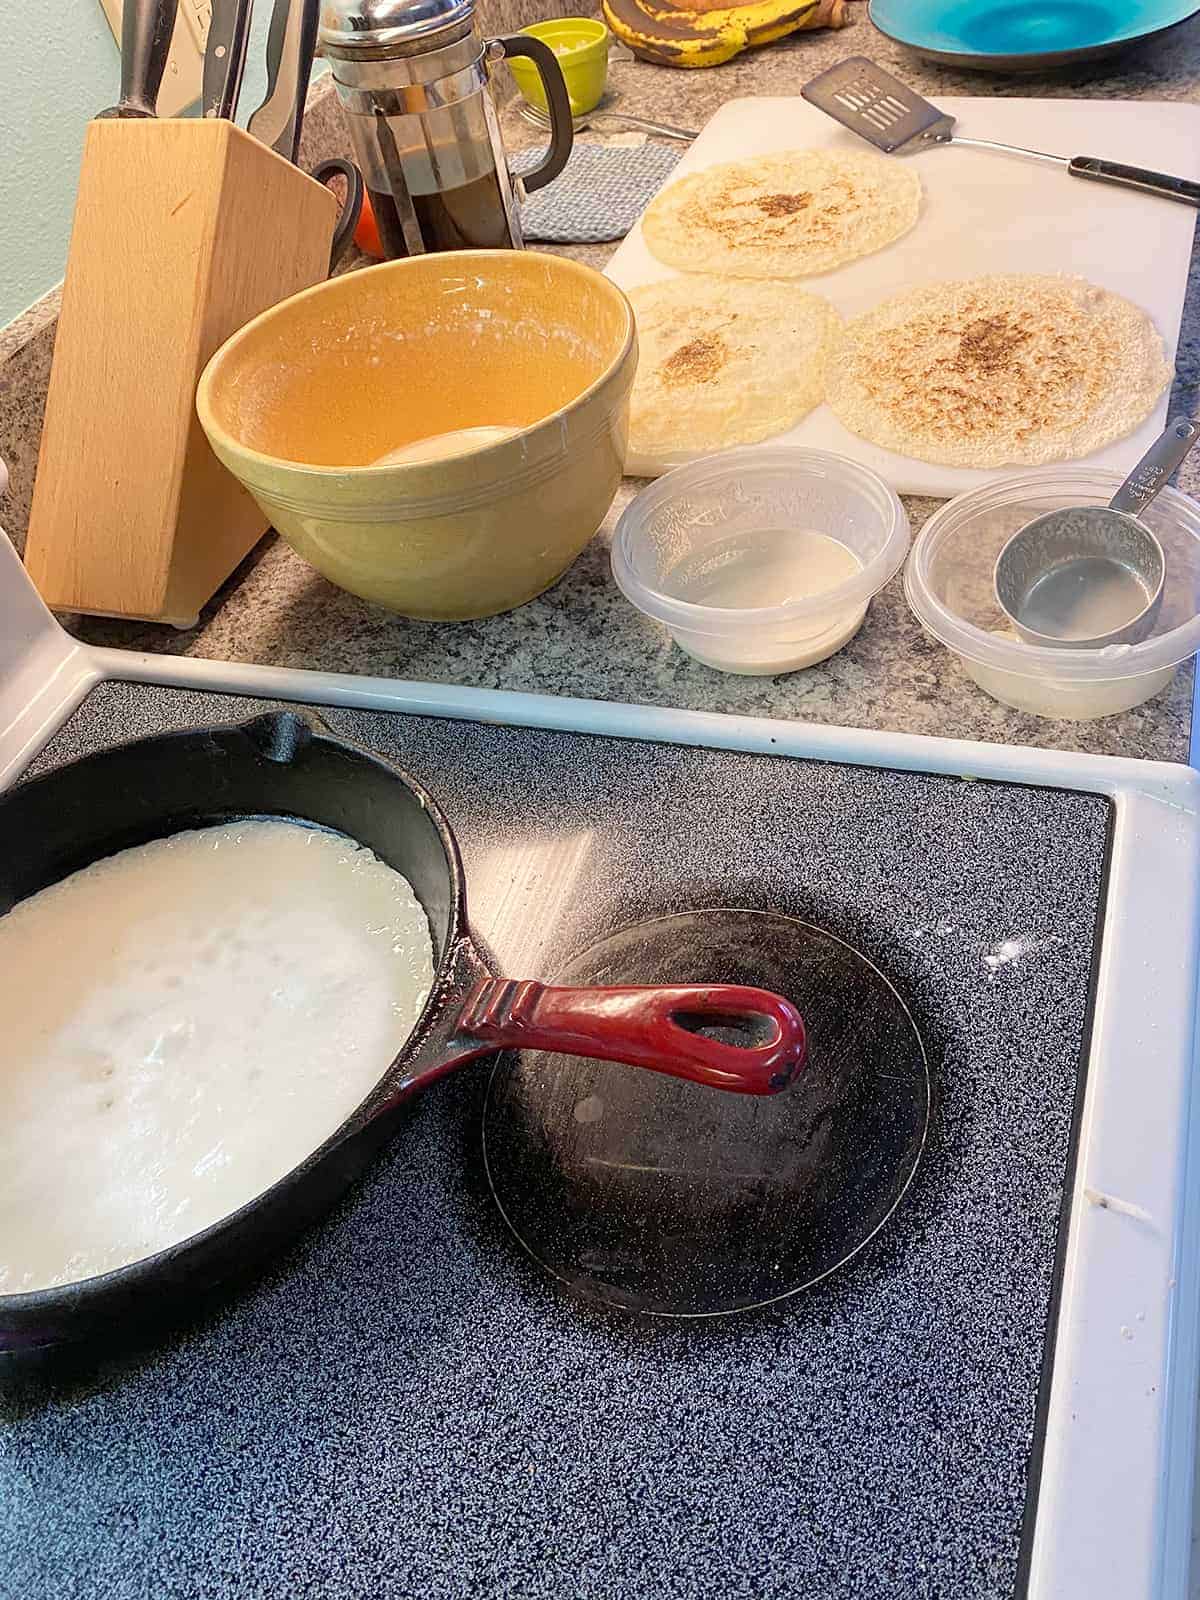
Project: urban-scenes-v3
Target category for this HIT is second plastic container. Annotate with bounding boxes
[612,448,909,675]
[905,469,1200,720]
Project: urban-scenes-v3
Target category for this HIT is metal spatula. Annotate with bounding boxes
[802,57,1200,209]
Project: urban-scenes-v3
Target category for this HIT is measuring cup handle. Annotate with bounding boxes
[459,979,806,1095]
[492,35,574,194]
[1109,416,1200,516]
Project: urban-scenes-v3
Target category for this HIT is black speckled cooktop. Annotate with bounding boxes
[2,682,1112,1600]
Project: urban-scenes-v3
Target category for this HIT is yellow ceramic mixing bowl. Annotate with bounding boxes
[196,251,636,620]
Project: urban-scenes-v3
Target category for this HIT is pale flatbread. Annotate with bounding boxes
[641,150,922,279]
[626,276,842,473]
[826,274,1172,468]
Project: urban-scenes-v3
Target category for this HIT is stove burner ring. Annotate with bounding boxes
[482,908,930,1318]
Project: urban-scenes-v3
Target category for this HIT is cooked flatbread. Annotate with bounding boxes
[826,274,1172,467]
[641,150,922,279]
[626,276,842,472]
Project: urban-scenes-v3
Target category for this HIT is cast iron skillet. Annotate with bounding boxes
[0,711,806,1350]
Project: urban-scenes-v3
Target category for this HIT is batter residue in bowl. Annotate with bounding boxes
[372,425,519,466]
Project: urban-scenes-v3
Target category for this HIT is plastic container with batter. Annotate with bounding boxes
[905,470,1200,721]
[612,448,909,675]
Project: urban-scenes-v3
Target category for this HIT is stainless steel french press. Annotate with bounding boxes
[320,0,574,256]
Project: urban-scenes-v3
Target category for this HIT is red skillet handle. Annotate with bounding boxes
[460,978,806,1095]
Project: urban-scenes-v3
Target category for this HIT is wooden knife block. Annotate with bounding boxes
[26,119,338,626]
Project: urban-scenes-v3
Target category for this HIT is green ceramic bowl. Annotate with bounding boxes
[508,18,610,118]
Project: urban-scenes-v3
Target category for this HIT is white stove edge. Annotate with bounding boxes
[2,527,1198,1600]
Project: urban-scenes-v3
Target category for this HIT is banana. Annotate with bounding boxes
[602,0,845,69]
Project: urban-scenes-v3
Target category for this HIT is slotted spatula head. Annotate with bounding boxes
[802,56,956,155]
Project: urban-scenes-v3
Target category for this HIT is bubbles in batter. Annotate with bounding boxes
[0,821,435,1292]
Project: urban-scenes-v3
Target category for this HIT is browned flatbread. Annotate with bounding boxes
[827,274,1172,467]
[642,150,922,279]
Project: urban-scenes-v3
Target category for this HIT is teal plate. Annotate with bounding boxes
[869,0,1199,72]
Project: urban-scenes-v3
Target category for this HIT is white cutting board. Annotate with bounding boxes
[605,96,1200,495]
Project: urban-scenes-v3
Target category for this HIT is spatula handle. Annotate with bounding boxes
[1068,157,1200,209]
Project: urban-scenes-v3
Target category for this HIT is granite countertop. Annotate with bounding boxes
[71,9,1200,762]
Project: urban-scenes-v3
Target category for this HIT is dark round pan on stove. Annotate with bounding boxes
[0,711,806,1351]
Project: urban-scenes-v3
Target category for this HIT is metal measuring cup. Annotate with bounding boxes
[993,417,1199,650]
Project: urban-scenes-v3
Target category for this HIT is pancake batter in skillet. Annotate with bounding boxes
[0,819,434,1293]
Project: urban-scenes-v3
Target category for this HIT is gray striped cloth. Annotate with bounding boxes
[514,139,685,244]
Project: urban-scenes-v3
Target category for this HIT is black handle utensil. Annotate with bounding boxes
[98,0,180,119]
[312,157,366,273]
[203,0,255,120]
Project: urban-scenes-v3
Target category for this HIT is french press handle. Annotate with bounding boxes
[491,34,574,194]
